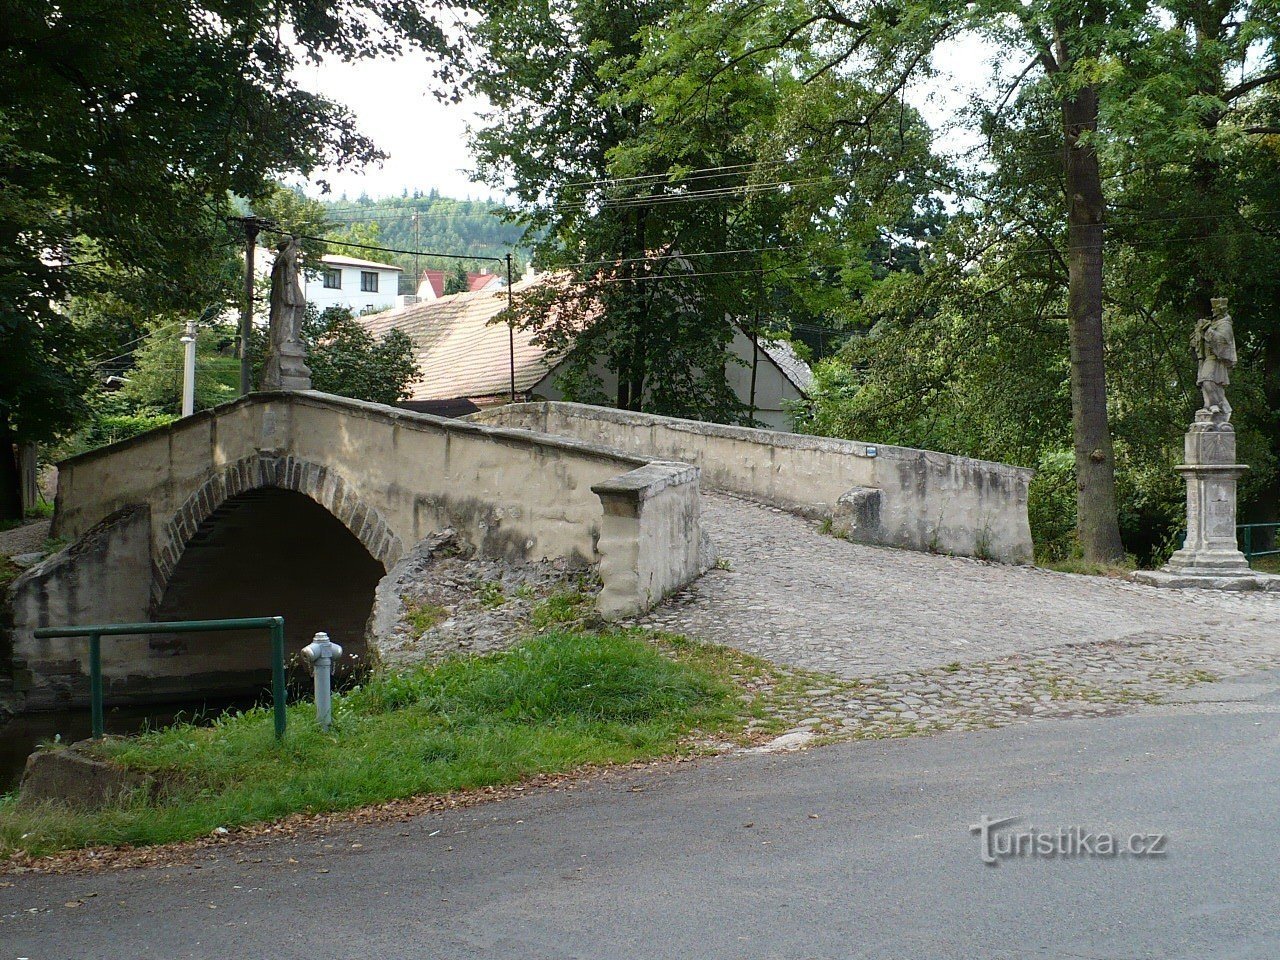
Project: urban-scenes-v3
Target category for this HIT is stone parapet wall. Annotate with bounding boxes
[8,393,710,711]
[469,402,1035,563]
[52,392,657,571]
[592,462,706,619]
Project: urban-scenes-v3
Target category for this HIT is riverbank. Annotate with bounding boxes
[0,628,793,861]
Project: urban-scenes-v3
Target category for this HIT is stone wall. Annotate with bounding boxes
[469,402,1035,562]
[52,393,661,575]
[6,507,153,709]
[592,463,707,619]
[7,392,710,709]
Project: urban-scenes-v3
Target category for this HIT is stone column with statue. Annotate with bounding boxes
[1136,298,1277,589]
[262,235,313,391]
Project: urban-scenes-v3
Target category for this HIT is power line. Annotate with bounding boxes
[552,244,796,272]
[90,321,186,366]
[271,228,507,264]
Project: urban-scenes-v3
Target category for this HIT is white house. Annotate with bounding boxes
[250,249,405,316]
[308,255,403,315]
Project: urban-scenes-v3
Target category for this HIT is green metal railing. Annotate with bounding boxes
[32,617,287,740]
[1240,522,1280,562]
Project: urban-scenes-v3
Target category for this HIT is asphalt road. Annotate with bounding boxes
[6,673,1280,960]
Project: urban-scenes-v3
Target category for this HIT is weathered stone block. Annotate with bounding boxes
[18,744,151,808]
[829,486,882,542]
[592,462,703,620]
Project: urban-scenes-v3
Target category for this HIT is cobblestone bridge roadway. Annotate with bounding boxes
[640,494,1280,679]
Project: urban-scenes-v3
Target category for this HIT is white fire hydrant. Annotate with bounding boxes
[301,632,343,732]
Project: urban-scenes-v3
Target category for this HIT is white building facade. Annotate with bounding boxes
[305,255,403,315]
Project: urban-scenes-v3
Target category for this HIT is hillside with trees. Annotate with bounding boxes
[319,191,525,292]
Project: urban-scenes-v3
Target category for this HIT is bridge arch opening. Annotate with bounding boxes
[154,488,385,694]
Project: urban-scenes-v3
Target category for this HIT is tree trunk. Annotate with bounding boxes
[1062,84,1126,561]
[0,414,23,522]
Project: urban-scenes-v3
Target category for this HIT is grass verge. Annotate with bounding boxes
[1037,555,1137,578]
[1,628,762,860]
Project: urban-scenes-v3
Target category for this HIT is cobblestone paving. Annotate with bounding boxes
[640,494,1280,747]
[733,633,1280,750]
[642,493,1280,679]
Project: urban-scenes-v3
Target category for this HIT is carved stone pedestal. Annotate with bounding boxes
[1134,422,1280,591]
[263,340,312,392]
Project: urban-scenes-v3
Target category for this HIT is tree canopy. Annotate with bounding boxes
[0,0,448,517]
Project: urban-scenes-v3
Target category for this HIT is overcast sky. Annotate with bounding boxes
[295,53,497,202]
[297,39,995,204]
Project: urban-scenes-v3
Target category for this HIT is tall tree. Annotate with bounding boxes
[0,0,448,519]
[650,0,1139,558]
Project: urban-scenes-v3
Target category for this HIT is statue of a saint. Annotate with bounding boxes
[263,235,312,391]
[1193,297,1236,424]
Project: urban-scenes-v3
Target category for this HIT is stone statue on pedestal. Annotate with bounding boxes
[1135,298,1277,590]
[1193,298,1236,424]
[262,235,312,392]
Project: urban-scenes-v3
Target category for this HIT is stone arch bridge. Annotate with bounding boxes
[3,392,1032,711]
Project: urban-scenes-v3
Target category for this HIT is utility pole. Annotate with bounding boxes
[180,318,197,417]
[229,215,271,395]
[413,211,421,296]
[506,253,516,402]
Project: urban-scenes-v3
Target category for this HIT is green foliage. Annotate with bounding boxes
[57,301,420,457]
[0,630,743,858]
[443,263,472,295]
[403,598,449,634]
[317,193,524,283]
[530,588,594,629]
[0,0,451,517]
[302,307,422,405]
[119,325,241,416]
[49,391,177,460]
[477,581,506,608]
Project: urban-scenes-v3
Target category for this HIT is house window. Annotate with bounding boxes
[360,271,379,293]
[323,268,342,289]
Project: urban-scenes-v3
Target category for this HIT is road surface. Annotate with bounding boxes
[6,670,1280,959]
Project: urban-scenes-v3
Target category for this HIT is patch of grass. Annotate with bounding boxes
[0,629,746,859]
[1251,555,1280,574]
[0,503,54,532]
[0,556,20,592]
[403,597,449,633]
[1039,555,1137,578]
[478,580,505,608]
[530,588,593,630]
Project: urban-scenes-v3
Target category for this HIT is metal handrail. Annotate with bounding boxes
[1239,522,1280,561]
[32,617,287,740]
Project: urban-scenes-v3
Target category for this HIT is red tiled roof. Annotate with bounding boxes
[468,273,501,291]
[418,269,446,298]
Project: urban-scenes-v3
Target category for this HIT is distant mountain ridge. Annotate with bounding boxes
[319,191,525,293]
